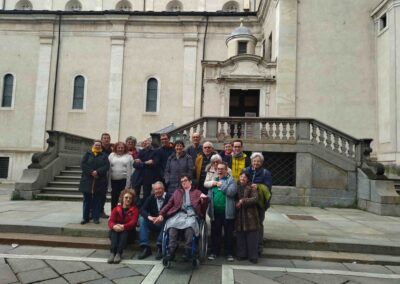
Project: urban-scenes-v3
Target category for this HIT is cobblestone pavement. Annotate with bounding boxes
[1,245,400,284]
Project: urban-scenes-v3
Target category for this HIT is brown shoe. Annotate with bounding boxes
[113,253,122,264]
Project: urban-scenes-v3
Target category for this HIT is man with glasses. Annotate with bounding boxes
[225,140,250,182]
[185,132,203,162]
[194,141,216,194]
[207,162,237,261]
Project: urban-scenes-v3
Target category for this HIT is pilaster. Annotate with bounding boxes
[31,33,54,149]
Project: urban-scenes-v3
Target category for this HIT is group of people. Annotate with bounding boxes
[78,132,272,264]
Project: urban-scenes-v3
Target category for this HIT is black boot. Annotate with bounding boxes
[138,246,152,260]
[155,246,163,260]
[182,249,192,261]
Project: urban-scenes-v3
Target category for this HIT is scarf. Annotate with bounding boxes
[233,152,244,159]
[91,147,102,157]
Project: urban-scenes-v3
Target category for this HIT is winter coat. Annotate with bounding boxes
[207,175,237,220]
[108,205,139,231]
[159,187,208,219]
[155,145,175,178]
[226,153,251,181]
[244,166,273,210]
[235,182,260,232]
[79,150,110,195]
[140,192,172,219]
[131,148,159,187]
[164,152,194,193]
[203,164,232,188]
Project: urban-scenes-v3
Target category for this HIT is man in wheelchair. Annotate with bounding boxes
[154,175,208,262]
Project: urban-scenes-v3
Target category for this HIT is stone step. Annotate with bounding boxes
[47,181,80,188]
[41,187,81,194]
[53,176,81,182]
[66,166,81,171]
[60,170,82,176]
[263,248,400,266]
[36,193,111,202]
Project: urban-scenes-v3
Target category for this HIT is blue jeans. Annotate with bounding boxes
[139,215,164,247]
[83,192,101,221]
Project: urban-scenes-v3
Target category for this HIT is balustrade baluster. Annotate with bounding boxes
[282,122,288,140]
[333,135,340,152]
[289,122,295,140]
[268,122,274,138]
[311,124,318,143]
[199,123,204,138]
[274,122,281,140]
[348,141,355,157]
[237,122,242,138]
[326,131,332,150]
[318,127,326,146]
[340,138,347,155]
[261,122,268,139]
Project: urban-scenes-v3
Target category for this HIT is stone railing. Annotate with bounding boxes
[163,117,371,164]
[15,131,94,199]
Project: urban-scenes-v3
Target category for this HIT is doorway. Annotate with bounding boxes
[229,89,260,117]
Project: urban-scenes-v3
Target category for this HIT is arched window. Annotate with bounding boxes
[116,0,132,11]
[72,76,85,110]
[222,1,239,12]
[65,0,82,11]
[166,0,183,12]
[15,0,33,10]
[146,78,158,112]
[1,74,14,108]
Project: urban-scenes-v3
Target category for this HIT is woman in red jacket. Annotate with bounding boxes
[108,188,139,264]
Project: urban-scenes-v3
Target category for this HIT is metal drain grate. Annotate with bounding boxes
[286,214,318,221]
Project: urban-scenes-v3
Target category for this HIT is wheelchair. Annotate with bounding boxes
[161,218,208,268]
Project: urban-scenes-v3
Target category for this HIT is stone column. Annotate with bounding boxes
[181,32,199,122]
[31,33,53,149]
[275,0,297,116]
[106,24,126,140]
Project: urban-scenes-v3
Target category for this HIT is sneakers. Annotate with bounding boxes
[226,255,234,262]
[138,247,152,260]
[113,253,122,264]
[155,247,163,260]
[208,254,216,260]
[107,253,115,264]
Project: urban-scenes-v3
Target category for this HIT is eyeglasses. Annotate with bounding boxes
[124,196,132,200]
[203,146,212,149]
[217,168,226,171]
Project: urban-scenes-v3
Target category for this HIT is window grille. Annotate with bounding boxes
[72,76,85,109]
[0,157,9,179]
[2,74,14,107]
[263,152,296,186]
[146,78,158,112]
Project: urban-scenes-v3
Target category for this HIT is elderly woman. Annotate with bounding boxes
[108,188,139,264]
[126,136,139,159]
[244,152,272,256]
[235,171,260,263]
[164,140,194,193]
[79,140,110,225]
[108,142,133,210]
[155,175,208,261]
[203,154,232,189]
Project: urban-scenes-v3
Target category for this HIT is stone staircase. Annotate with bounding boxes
[36,166,111,201]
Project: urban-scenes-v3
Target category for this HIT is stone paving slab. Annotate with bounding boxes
[7,258,48,273]
[101,266,141,280]
[343,262,394,274]
[63,269,103,284]
[37,277,69,284]
[17,267,59,284]
[46,259,90,274]
[113,276,145,284]
[0,263,18,284]
[84,278,114,284]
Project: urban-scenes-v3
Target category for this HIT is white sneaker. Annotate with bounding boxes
[226,255,234,262]
[208,254,216,260]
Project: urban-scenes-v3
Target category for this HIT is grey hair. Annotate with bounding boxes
[125,136,137,144]
[210,154,222,163]
[152,181,165,190]
[250,152,264,163]
[202,141,214,148]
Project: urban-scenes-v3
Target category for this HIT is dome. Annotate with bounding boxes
[230,25,252,37]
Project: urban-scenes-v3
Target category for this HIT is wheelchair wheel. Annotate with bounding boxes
[198,220,208,262]
[161,229,168,257]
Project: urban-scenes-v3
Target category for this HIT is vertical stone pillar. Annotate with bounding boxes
[275,0,297,116]
[106,23,126,140]
[31,33,53,149]
[181,31,199,122]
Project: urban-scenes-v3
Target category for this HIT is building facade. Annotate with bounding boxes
[0,0,399,182]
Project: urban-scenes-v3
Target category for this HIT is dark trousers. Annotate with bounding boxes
[258,207,266,254]
[110,230,136,254]
[135,184,152,207]
[83,192,101,221]
[168,227,194,251]
[111,179,126,210]
[236,230,259,260]
[210,212,234,256]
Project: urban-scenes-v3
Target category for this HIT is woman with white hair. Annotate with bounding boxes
[244,152,272,256]
[203,154,232,189]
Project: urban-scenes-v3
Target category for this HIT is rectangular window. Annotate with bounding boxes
[380,13,387,31]
[0,157,9,179]
[268,33,272,61]
[238,42,247,54]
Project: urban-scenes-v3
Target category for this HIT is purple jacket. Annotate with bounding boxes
[159,186,208,219]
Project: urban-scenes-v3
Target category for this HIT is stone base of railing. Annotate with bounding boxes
[357,169,400,216]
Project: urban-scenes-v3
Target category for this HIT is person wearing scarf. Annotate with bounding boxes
[226,140,250,182]
[79,140,110,224]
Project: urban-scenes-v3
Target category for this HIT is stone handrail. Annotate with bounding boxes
[15,131,94,199]
[164,116,375,165]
